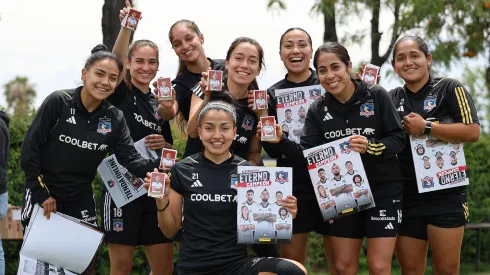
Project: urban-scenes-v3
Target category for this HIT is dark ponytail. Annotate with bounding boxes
[85,44,123,73]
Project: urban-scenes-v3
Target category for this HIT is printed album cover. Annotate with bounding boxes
[275,84,324,144]
[303,136,375,220]
[410,134,468,193]
[236,166,293,244]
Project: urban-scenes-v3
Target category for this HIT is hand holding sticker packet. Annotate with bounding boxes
[120,1,142,31]
[145,170,169,200]
[207,70,223,91]
[156,77,172,100]
[253,90,268,110]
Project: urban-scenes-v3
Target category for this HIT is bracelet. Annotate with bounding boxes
[157,200,170,212]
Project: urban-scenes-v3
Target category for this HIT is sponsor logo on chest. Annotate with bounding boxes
[134,113,161,133]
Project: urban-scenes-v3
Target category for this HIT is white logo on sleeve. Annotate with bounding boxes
[66,116,77,124]
[397,210,402,223]
[385,222,394,230]
[191,180,203,187]
[99,144,108,151]
[363,128,375,135]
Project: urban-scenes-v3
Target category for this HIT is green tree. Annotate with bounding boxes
[3,77,36,115]
[462,65,489,133]
[267,0,490,67]
[4,110,35,275]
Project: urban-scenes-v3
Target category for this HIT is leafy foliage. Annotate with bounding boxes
[267,0,490,67]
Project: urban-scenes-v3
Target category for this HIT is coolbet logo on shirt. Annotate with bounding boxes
[58,135,107,151]
[359,103,374,117]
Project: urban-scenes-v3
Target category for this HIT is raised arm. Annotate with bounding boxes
[112,1,133,87]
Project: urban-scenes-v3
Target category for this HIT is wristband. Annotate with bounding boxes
[424,121,432,136]
[157,200,170,212]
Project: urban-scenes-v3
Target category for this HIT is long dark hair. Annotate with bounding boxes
[125,40,159,88]
[223,37,265,92]
[168,19,203,76]
[168,19,203,133]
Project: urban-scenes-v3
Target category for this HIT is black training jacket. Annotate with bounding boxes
[270,79,406,203]
[21,87,160,204]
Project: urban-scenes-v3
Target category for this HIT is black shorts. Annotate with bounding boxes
[235,256,304,275]
[398,200,469,240]
[101,190,173,246]
[330,202,401,238]
[293,195,330,235]
[21,189,98,230]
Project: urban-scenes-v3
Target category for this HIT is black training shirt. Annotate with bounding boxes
[108,81,173,147]
[170,153,251,275]
[21,87,160,204]
[269,80,406,203]
[172,58,225,157]
[263,69,319,199]
[390,77,479,204]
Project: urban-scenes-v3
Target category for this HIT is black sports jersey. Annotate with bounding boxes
[172,58,225,157]
[390,77,479,203]
[170,153,252,275]
[231,98,259,160]
[263,69,319,199]
[108,81,173,145]
[20,87,160,204]
[271,80,406,203]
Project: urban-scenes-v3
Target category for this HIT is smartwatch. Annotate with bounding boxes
[424,121,432,136]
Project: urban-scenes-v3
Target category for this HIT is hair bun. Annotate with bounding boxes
[91,44,109,54]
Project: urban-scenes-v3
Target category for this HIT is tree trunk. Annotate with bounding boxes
[322,0,338,42]
[371,0,402,66]
[102,0,134,51]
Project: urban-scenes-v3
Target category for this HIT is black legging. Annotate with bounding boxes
[258,258,305,275]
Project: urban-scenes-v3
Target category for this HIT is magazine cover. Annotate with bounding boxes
[236,166,293,244]
[303,136,375,220]
[275,84,324,144]
[97,138,158,208]
[410,134,469,193]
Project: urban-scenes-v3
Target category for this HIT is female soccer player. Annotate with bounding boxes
[100,4,174,275]
[20,45,159,275]
[259,41,406,275]
[186,37,264,165]
[145,100,307,275]
[389,35,480,275]
[159,21,276,257]
[255,27,336,272]
[157,19,225,157]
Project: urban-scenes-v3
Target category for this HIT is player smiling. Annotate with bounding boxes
[144,101,306,275]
